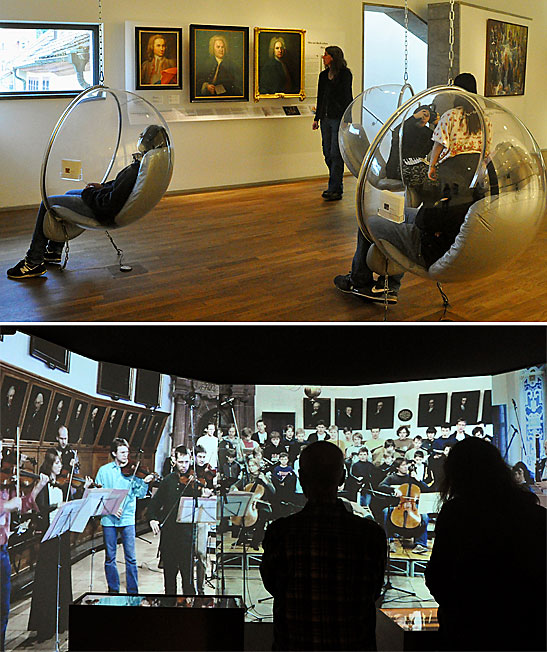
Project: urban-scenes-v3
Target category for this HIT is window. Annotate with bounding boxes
[363,5,427,91]
[0,22,99,99]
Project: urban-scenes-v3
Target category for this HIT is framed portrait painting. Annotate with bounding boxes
[21,385,52,441]
[449,390,480,425]
[135,27,182,90]
[254,28,306,101]
[189,24,249,102]
[366,396,395,431]
[335,399,363,431]
[485,19,528,97]
[303,397,330,429]
[417,393,448,428]
[1,375,29,439]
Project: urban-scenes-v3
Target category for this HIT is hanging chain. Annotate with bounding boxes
[447,0,455,85]
[403,0,409,83]
[98,0,104,84]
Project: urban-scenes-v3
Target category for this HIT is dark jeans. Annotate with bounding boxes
[320,118,344,194]
[1,545,10,652]
[26,189,94,265]
[351,209,423,292]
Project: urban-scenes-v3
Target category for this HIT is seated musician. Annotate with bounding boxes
[421,427,438,455]
[405,435,427,461]
[220,448,241,490]
[288,428,307,465]
[344,431,364,464]
[240,427,260,458]
[410,450,435,488]
[393,426,413,458]
[373,438,396,470]
[231,457,275,550]
[149,445,203,595]
[379,458,430,554]
[263,431,285,464]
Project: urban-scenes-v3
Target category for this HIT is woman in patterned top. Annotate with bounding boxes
[427,73,491,206]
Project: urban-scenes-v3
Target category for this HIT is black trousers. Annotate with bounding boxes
[160,525,194,595]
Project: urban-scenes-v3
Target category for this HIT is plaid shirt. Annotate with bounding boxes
[261,498,387,651]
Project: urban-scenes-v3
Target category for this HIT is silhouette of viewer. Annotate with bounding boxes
[260,440,387,651]
[425,438,546,651]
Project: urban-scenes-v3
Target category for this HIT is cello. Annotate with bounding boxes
[390,482,422,530]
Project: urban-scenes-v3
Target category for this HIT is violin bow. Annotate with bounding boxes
[16,425,21,498]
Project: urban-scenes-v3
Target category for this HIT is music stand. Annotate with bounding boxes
[82,488,129,591]
[177,497,218,524]
[42,494,109,652]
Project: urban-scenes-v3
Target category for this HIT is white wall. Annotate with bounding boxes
[0,331,172,410]
[0,0,545,210]
[255,375,494,440]
[0,0,364,209]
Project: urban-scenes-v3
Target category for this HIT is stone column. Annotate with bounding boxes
[428,2,461,87]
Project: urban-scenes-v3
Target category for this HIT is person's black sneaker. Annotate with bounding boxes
[44,250,62,264]
[359,286,398,304]
[333,274,370,298]
[7,259,47,279]
[321,190,332,198]
[324,191,342,201]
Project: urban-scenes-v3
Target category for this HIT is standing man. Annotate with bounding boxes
[149,445,200,595]
[261,441,386,650]
[95,438,155,594]
[196,423,219,468]
[55,425,79,474]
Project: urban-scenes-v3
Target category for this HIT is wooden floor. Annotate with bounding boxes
[2,176,546,322]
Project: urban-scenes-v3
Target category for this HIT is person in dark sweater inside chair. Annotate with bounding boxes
[7,124,168,280]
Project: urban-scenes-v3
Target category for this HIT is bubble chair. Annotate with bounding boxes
[41,85,174,269]
[339,84,547,313]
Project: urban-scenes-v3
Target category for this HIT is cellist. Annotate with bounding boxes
[231,456,275,550]
[379,458,430,555]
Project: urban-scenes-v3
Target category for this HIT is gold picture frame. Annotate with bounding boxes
[254,27,306,101]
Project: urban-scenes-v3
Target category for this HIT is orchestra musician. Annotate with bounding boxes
[231,456,275,550]
[1,437,48,652]
[28,449,92,643]
[95,438,155,594]
[379,458,430,554]
[149,445,208,595]
[54,425,79,475]
[194,446,216,594]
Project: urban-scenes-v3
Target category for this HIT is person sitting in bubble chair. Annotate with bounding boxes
[7,125,168,280]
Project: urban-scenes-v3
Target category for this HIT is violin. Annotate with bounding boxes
[120,460,161,486]
[178,470,207,489]
[390,482,421,529]
[54,468,100,489]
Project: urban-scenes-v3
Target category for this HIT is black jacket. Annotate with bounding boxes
[315,67,353,121]
[81,159,140,224]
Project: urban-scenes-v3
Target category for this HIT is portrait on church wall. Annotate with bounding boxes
[189,24,249,102]
[145,412,170,450]
[449,390,480,425]
[335,399,362,431]
[366,396,394,430]
[417,393,448,428]
[254,27,306,101]
[1,375,29,439]
[135,26,182,90]
[68,399,89,443]
[44,391,72,442]
[21,385,52,441]
[303,397,330,429]
[485,19,527,97]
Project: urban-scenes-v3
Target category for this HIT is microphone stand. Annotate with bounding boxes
[186,392,200,595]
[503,400,527,461]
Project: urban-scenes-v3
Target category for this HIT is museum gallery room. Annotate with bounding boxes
[0,0,546,322]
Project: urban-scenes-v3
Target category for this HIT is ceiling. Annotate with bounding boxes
[12,325,546,386]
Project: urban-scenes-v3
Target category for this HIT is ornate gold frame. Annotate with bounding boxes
[254,27,306,102]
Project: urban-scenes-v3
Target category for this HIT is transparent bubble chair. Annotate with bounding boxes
[342,86,546,290]
[41,86,174,253]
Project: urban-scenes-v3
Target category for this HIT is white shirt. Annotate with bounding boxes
[196,434,219,468]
